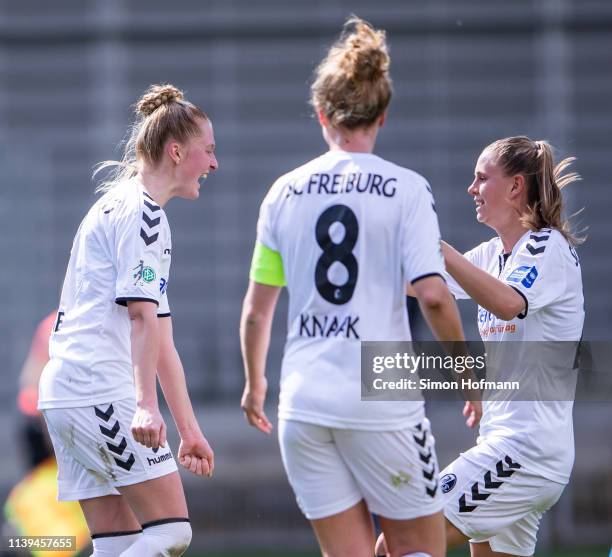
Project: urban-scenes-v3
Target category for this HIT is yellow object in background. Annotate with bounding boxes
[4,458,90,557]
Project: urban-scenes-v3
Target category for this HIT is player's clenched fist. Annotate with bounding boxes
[178,432,214,477]
[131,404,167,449]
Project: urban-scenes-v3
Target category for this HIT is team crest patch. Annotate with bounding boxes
[507,265,538,288]
[440,473,457,494]
[133,260,156,285]
[142,266,156,283]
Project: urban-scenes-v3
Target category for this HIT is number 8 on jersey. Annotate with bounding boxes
[314,204,359,305]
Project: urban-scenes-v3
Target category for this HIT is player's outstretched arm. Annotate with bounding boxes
[442,241,525,320]
[240,280,281,435]
[412,275,466,341]
[157,316,214,477]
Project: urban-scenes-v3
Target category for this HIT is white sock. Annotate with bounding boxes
[119,519,192,557]
[400,553,432,557]
[90,530,142,556]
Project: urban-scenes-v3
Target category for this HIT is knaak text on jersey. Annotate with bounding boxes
[298,312,360,339]
[285,172,397,199]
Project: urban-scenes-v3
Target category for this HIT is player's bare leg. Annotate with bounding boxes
[79,494,141,534]
[80,494,142,555]
[470,541,518,557]
[375,515,465,556]
[310,500,375,557]
[446,518,469,548]
[376,510,445,557]
[81,472,192,556]
[117,471,188,523]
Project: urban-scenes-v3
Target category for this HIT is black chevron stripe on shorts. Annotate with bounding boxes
[94,406,136,472]
[412,423,438,498]
[115,453,136,471]
[457,454,522,513]
[94,404,114,421]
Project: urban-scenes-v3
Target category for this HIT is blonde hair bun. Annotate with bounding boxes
[136,84,184,117]
[311,16,392,129]
[94,84,208,193]
[341,18,390,81]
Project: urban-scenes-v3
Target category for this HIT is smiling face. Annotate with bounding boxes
[174,118,218,200]
[467,149,519,231]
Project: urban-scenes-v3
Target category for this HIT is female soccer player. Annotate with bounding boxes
[38,84,217,557]
[240,17,479,557]
[378,136,584,557]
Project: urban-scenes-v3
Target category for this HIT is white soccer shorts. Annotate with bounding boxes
[440,441,565,556]
[43,397,178,501]
[278,418,444,520]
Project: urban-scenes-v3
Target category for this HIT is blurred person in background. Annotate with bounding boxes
[37,84,217,557]
[17,311,55,468]
[240,17,480,557]
[377,137,584,557]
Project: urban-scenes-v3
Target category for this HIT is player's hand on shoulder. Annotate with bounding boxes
[241,379,273,435]
[178,431,215,478]
[131,404,167,449]
[463,400,482,428]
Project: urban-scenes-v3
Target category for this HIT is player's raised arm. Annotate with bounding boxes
[441,241,525,320]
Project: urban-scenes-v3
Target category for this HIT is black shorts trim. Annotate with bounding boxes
[508,286,528,319]
[115,297,159,307]
[410,272,445,285]
[142,517,190,529]
[91,529,142,540]
[157,312,171,318]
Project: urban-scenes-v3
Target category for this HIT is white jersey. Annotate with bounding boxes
[446,228,584,483]
[38,178,172,409]
[256,150,445,429]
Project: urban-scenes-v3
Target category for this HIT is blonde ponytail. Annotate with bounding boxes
[485,136,584,245]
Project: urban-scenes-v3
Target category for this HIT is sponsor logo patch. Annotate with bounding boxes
[441,473,457,494]
[507,265,530,282]
[507,265,538,288]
